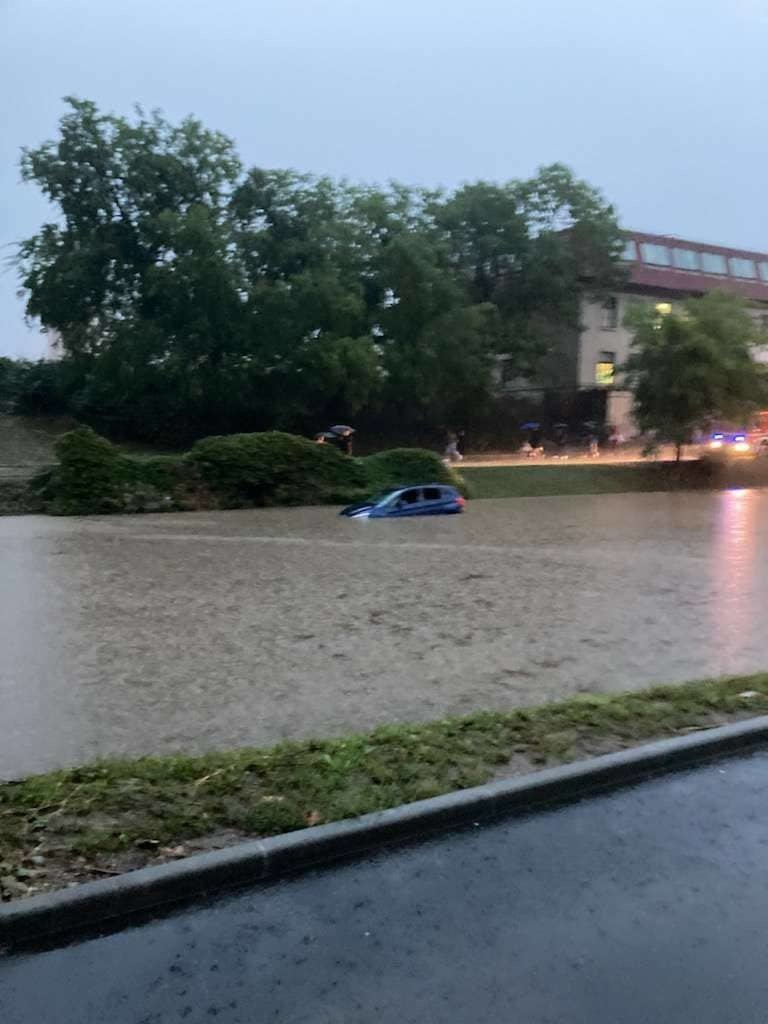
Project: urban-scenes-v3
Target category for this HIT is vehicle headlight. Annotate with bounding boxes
[709,439,723,449]
[734,441,750,453]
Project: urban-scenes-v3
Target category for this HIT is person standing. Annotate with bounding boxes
[444,432,463,464]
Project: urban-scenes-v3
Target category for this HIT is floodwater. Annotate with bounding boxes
[1,489,767,779]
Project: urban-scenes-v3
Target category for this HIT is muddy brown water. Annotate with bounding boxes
[2,490,767,779]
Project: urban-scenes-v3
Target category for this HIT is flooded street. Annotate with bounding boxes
[2,489,767,779]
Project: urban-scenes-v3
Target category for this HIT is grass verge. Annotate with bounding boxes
[2,673,767,902]
[461,460,768,499]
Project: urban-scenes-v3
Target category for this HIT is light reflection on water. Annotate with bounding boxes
[713,489,757,667]
[2,489,768,778]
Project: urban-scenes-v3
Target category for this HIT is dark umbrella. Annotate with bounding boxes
[329,424,355,435]
[520,421,540,431]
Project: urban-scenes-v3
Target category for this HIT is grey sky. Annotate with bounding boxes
[2,0,767,357]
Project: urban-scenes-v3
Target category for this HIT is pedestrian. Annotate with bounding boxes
[444,432,463,464]
[327,425,355,455]
[588,433,600,458]
[553,423,568,459]
[607,425,624,452]
[338,430,353,456]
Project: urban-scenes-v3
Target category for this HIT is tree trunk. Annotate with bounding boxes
[675,442,682,463]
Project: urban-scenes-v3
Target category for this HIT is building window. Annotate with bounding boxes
[700,252,727,275]
[595,351,616,386]
[729,257,757,279]
[758,262,768,282]
[640,243,671,266]
[601,297,619,329]
[621,240,637,262]
[672,248,699,271]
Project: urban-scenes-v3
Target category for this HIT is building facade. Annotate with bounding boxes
[579,231,768,434]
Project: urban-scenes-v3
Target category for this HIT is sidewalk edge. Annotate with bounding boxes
[4,715,767,948]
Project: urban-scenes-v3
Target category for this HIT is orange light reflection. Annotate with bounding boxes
[713,489,757,665]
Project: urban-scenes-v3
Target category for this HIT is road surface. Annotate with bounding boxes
[3,751,768,1023]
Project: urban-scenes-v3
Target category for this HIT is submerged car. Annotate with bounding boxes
[340,483,465,518]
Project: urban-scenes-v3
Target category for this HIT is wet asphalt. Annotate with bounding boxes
[3,752,768,1023]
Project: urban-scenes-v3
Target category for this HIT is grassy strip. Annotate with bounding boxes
[461,460,768,499]
[2,674,767,900]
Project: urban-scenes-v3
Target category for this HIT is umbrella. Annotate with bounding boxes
[520,421,540,431]
[329,424,355,436]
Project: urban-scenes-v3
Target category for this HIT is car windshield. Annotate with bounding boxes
[370,488,401,504]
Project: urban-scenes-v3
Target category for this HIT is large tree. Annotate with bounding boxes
[623,292,767,458]
[17,99,624,441]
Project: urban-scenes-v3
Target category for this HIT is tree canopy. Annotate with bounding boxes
[623,292,767,455]
[17,97,624,441]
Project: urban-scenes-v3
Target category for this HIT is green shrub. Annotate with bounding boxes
[134,454,187,491]
[49,426,130,514]
[43,427,465,515]
[360,447,464,493]
[187,431,367,506]
[44,429,188,515]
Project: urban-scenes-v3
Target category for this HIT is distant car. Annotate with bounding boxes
[707,432,754,457]
[340,484,466,518]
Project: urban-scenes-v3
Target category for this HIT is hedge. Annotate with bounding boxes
[39,428,465,515]
[187,431,368,507]
[362,447,463,492]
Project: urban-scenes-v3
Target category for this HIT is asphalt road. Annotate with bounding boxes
[3,752,768,1023]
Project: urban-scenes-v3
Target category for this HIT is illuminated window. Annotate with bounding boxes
[621,240,637,262]
[601,297,618,329]
[701,252,727,274]
[595,351,615,386]
[759,262,768,282]
[640,243,671,266]
[672,248,699,271]
[655,302,672,316]
[729,257,757,279]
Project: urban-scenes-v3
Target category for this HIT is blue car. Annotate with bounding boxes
[340,483,466,518]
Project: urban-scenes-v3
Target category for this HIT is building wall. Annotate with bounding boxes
[579,293,768,388]
[578,293,639,389]
[579,292,768,436]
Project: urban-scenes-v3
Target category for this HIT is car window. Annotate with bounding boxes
[399,489,420,505]
[372,488,399,504]
[423,487,441,501]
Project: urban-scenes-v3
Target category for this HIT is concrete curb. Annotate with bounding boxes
[3,714,768,949]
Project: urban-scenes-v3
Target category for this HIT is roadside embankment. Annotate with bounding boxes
[2,673,766,903]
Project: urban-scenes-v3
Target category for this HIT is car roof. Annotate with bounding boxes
[388,482,455,494]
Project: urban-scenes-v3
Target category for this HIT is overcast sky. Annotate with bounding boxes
[2,0,768,357]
